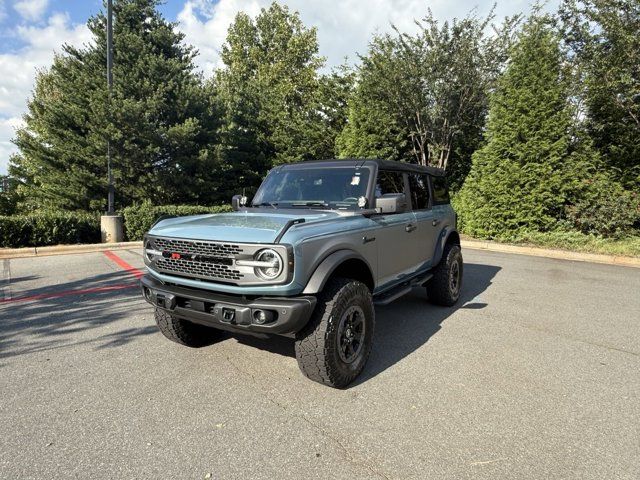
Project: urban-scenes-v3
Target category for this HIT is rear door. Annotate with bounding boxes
[408,173,438,269]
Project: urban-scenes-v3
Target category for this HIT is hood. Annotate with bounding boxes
[148,210,340,243]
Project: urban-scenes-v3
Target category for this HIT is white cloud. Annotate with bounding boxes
[13,0,49,21]
[176,0,558,74]
[177,0,263,74]
[177,0,433,74]
[0,12,90,173]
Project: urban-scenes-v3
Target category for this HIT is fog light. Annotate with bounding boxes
[252,309,274,325]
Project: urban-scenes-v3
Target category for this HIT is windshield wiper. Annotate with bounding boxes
[253,202,278,209]
[291,201,329,208]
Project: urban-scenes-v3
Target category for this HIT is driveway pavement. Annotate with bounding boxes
[0,249,638,479]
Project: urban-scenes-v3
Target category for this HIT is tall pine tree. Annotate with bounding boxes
[10,0,220,212]
[456,15,582,237]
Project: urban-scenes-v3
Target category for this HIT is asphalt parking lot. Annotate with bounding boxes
[1,248,639,479]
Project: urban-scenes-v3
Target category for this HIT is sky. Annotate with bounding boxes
[0,0,558,175]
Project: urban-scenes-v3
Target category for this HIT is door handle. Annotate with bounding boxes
[405,224,417,233]
[432,219,441,227]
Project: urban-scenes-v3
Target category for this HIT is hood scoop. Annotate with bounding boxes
[274,218,306,243]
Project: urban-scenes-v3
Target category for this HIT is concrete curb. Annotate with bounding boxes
[0,241,143,259]
[1,238,638,268]
[461,239,640,268]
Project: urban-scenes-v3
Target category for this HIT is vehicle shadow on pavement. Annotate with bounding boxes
[232,262,500,386]
[354,262,500,386]
[0,271,150,363]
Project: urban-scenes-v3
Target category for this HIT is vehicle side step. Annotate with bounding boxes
[373,273,433,306]
[374,285,413,306]
[418,273,433,286]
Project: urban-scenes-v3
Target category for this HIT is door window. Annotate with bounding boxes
[375,170,405,197]
[408,174,431,210]
[431,176,450,205]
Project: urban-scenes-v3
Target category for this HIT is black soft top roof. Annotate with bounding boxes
[277,158,446,177]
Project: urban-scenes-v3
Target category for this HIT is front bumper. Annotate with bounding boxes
[140,274,316,336]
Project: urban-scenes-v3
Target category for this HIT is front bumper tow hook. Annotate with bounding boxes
[222,308,236,322]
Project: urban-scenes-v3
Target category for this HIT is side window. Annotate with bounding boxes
[431,176,450,205]
[375,170,405,197]
[408,174,431,210]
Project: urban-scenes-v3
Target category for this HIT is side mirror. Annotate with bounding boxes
[375,193,407,214]
[231,194,247,211]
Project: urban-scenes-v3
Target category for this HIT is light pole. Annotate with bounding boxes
[106,0,114,214]
[100,0,124,242]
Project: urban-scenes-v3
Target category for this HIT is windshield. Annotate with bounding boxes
[252,167,370,210]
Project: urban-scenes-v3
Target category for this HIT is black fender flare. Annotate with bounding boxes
[302,250,373,295]
[432,228,461,266]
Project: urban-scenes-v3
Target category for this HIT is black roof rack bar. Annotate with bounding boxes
[277,158,446,176]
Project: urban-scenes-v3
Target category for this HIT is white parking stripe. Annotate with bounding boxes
[1,258,12,301]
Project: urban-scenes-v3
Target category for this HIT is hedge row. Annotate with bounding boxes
[0,203,233,248]
[122,202,232,241]
[0,212,101,248]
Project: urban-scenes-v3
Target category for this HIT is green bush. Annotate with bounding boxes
[123,201,233,241]
[565,175,640,238]
[0,212,100,248]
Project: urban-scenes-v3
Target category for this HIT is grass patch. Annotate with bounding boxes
[463,230,640,258]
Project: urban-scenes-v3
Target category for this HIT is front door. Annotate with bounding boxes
[373,170,420,288]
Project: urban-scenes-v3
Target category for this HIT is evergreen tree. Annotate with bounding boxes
[10,0,220,212]
[0,175,17,215]
[456,15,584,237]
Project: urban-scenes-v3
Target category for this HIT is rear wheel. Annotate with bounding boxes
[427,243,463,306]
[154,308,222,347]
[295,277,374,388]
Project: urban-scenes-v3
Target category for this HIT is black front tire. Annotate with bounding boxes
[154,308,222,348]
[295,278,374,388]
[427,243,463,306]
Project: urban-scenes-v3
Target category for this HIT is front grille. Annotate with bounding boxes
[155,258,243,280]
[153,238,242,257]
[149,237,244,282]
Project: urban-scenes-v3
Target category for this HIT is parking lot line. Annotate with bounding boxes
[0,283,136,304]
[103,250,144,279]
[1,258,11,301]
[0,250,143,305]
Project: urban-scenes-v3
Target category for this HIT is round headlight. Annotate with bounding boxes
[254,249,283,280]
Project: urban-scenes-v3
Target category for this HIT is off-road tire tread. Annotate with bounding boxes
[295,277,374,388]
[427,243,463,306]
[154,308,221,347]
